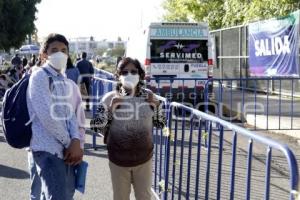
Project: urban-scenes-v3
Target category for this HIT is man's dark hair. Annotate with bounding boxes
[66,57,74,69]
[42,33,69,54]
[82,52,87,59]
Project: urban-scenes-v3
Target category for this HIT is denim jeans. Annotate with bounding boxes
[32,151,75,200]
[28,152,43,200]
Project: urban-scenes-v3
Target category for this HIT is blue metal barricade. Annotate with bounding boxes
[203,77,300,131]
[157,102,299,200]
[89,72,300,199]
[149,77,300,131]
[90,68,115,149]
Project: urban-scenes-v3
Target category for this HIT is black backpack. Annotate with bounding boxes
[2,68,53,148]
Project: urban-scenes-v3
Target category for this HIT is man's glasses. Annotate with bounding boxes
[120,70,138,76]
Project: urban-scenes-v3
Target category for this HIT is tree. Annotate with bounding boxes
[0,0,41,51]
[244,0,300,22]
[162,0,225,29]
[110,46,125,58]
[162,0,300,30]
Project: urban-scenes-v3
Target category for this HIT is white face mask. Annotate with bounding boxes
[119,73,140,89]
[48,52,68,72]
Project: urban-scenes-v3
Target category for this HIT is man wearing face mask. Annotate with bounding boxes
[91,57,166,200]
[26,33,83,200]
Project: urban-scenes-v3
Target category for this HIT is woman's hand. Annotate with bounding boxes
[109,96,123,112]
[146,91,160,107]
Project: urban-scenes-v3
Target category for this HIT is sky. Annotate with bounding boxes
[34,0,165,41]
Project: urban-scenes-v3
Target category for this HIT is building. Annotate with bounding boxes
[68,37,126,57]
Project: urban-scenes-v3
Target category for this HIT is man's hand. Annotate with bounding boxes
[64,139,83,166]
[109,96,123,112]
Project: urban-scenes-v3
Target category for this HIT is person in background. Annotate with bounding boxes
[30,54,37,67]
[22,56,28,68]
[0,74,14,98]
[7,65,18,83]
[66,56,80,84]
[75,52,94,111]
[11,53,22,67]
[26,33,84,200]
[24,52,45,75]
[91,57,166,200]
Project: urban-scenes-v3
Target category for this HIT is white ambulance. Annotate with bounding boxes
[126,22,215,102]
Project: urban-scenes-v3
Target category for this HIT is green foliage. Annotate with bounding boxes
[162,0,190,22]
[95,47,106,57]
[244,0,300,22]
[162,0,300,30]
[110,46,125,58]
[222,0,248,27]
[0,0,41,51]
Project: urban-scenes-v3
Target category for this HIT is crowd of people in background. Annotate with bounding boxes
[3,33,164,200]
[0,53,38,99]
[0,50,94,102]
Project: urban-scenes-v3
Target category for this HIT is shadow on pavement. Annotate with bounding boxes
[84,148,108,159]
[0,164,29,179]
[0,135,6,143]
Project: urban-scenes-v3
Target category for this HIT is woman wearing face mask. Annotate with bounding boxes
[91,57,166,200]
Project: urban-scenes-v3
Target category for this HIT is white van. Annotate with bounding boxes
[126,22,215,102]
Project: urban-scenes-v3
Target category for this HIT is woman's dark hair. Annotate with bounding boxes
[22,57,28,67]
[42,33,69,54]
[66,57,74,69]
[115,56,122,69]
[115,57,145,92]
[35,56,43,67]
[29,55,36,67]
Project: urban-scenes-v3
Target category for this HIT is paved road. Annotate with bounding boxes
[1,111,300,200]
[157,119,300,200]
[210,88,300,138]
[0,111,114,200]
[0,111,152,200]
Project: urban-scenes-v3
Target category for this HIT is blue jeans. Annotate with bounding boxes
[31,151,75,200]
[28,152,43,200]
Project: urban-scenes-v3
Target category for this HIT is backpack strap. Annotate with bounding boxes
[26,68,54,125]
[41,68,54,91]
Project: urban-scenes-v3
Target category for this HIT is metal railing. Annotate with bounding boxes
[203,77,300,131]
[147,76,300,131]
[90,71,299,199]
[159,102,299,200]
[90,69,115,149]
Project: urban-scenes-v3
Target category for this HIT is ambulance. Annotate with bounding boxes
[126,22,215,102]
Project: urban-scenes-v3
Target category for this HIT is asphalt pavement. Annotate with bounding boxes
[0,111,115,200]
[1,109,300,200]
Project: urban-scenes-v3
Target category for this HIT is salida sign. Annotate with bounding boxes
[249,10,299,77]
[255,36,290,57]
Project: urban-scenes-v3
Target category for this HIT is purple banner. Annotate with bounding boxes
[249,11,299,77]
